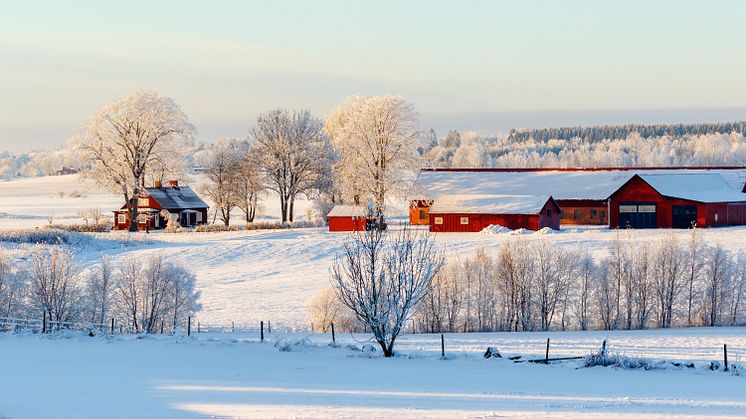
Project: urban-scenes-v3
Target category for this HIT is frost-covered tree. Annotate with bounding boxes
[252,109,331,222]
[28,247,83,328]
[233,147,264,224]
[331,226,444,357]
[86,256,114,324]
[325,95,421,215]
[76,91,195,232]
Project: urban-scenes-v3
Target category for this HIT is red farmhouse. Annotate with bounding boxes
[327,205,368,232]
[608,173,746,228]
[113,181,209,230]
[428,194,560,232]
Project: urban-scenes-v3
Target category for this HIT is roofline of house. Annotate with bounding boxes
[421,166,746,173]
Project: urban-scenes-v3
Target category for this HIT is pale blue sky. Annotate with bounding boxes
[2,0,746,152]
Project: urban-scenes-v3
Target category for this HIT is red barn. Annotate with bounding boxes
[113,181,209,230]
[428,194,561,232]
[327,205,368,232]
[608,173,746,228]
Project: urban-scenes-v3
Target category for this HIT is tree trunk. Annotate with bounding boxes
[129,192,139,232]
[288,196,294,223]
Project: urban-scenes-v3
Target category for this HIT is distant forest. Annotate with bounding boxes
[507,121,746,143]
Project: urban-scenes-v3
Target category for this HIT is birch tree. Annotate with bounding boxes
[29,247,83,328]
[76,91,195,232]
[325,95,421,216]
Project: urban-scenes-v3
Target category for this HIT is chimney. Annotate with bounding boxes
[154,180,162,188]
[168,180,179,188]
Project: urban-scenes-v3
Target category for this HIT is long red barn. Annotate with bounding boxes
[428,194,560,232]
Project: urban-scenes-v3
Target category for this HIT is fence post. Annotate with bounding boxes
[187,316,191,336]
[110,318,114,334]
[441,333,445,358]
[232,321,235,333]
[268,321,271,334]
[198,322,201,333]
[160,321,164,334]
[260,321,264,342]
[545,338,550,364]
[119,325,122,334]
[724,344,729,372]
[42,311,46,334]
[331,323,336,343]
[311,322,314,332]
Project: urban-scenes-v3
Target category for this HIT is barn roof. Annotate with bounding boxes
[429,194,553,215]
[634,173,746,203]
[327,205,368,218]
[411,168,746,201]
[144,186,208,210]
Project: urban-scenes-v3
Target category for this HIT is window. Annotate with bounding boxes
[559,210,565,219]
[137,213,147,223]
[546,208,552,217]
[419,209,427,220]
[117,214,126,224]
[196,211,202,223]
[434,217,443,225]
[573,210,581,219]
[591,210,598,219]
[638,205,656,213]
[138,197,149,207]
[715,212,719,223]
[460,216,469,225]
[619,205,637,213]
[600,211,605,219]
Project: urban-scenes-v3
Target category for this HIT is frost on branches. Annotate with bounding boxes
[331,227,445,357]
[75,91,195,232]
[325,95,422,216]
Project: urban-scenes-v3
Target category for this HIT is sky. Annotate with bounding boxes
[2,0,746,152]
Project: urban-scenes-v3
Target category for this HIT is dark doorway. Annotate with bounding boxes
[618,202,657,228]
[672,205,697,229]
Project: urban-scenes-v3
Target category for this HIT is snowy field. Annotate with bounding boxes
[0,327,744,418]
[2,175,746,417]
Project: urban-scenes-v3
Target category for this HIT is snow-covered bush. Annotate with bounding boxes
[194,224,241,232]
[46,223,112,233]
[306,286,362,333]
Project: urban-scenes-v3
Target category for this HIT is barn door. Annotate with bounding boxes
[672,205,697,229]
[619,202,657,228]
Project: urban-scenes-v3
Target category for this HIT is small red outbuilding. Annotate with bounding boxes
[608,173,746,228]
[428,194,561,232]
[327,205,368,232]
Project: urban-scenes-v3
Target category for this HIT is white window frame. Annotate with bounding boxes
[619,205,637,213]
[137,213,147,223]
[460,216,469,225]
[638,205,656,213]
[196,211,202,223]
[434,217,444,225]
[118,214,126,224]
[138,197,149,207]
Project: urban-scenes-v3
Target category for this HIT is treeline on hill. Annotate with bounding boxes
[0,247,200,333]
[423,127,746,168]
[507,121,746,143]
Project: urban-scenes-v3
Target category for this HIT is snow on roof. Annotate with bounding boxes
[636,173,746,203]
[429,194,552,215]
[411,168,746,201]
[144,186,209,210]
[326,205,368,218]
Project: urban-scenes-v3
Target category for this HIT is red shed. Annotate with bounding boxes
[608,173,746,229]
[327,205,368,232]
[428,194,561,233]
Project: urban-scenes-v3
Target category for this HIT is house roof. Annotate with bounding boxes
[632,173,746,203]
[144,186,209,210]
[429,194,553,215]
[327,205,368,218]
[411,168,746,201]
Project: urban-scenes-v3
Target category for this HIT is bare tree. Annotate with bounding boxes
[252,109,331,223]
[116,257,144,331]
[201,140,241,226]
[577,250,596,331]
[234,148,264,223]
[331,226,444,357]
[685,227,703,326]
[702,244,731,326]
[653,235,685,328]
[76,91,195,232]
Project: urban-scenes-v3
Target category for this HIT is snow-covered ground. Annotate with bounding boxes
[2,175,746,417]
[0,327,744,418]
